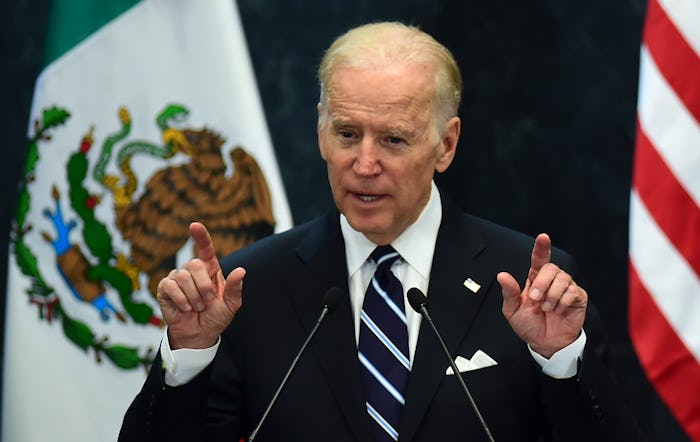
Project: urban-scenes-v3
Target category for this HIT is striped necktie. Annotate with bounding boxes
[358,245,410,442]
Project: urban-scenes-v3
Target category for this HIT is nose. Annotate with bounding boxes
[352,140,381,176]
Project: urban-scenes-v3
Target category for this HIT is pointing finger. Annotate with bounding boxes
[190,222,216,261]
[189,222,223,282]
[528,233,552,283]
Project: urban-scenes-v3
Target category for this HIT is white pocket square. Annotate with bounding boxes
[446,350,498,374]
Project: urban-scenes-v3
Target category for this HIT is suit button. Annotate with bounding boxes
[587,388,604,423]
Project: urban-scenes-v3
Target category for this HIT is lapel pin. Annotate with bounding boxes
[463,277,481,294]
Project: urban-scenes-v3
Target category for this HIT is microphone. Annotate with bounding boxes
[407,288,495,442]
[248,287,343,442]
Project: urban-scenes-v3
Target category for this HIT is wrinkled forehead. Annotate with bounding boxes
[323,64,438,139]
[326,62,437,106]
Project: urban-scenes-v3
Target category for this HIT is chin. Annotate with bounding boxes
[354,224,395,244]
[345,216,384,235]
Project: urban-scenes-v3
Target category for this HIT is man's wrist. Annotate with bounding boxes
[167,329,219,351]
[161,329,220,386]
[529,329,587,379]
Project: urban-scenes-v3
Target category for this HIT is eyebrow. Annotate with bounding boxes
[329,117,418,138]
[386,125,418,140]
[329,116,354,129]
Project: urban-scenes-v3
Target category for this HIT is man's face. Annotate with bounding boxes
[318,62,460,245]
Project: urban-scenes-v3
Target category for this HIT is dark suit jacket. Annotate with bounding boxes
[119,194,642,441]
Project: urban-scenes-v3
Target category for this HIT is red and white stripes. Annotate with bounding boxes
[629,0,700,439]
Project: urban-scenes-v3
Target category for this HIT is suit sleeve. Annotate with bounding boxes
[531,250,645,442]
[118,349,244,442]
[535,304,646,442]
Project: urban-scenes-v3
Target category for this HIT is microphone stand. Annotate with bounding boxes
[248,288,342,441]
[408,288,495,442]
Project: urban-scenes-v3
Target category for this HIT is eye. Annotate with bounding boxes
[384,135,407,147]
[339,130,355,139]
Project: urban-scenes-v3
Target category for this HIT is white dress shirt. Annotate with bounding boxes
[161,181,585,385]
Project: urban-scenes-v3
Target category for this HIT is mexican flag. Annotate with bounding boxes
[2,0,292,440]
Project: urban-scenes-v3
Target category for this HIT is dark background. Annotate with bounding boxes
[0,0,690,440]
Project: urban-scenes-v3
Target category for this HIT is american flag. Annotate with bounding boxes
[628,0,700,439]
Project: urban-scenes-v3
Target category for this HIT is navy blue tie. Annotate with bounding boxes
[358,245,410,442]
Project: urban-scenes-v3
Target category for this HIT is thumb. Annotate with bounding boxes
[223,267,246,313]
[497,272,522,317]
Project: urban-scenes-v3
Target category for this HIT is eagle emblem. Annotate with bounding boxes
[11,104,276,369]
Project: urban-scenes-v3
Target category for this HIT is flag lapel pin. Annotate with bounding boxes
[463,277,481,294]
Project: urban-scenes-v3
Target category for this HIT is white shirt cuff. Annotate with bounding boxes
[160,329,220,386]
[528,329,587,379]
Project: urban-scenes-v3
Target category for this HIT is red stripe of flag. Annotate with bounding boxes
[631,0,700,439]
[632,121,700,277]
[643,0,700,123]
[629,264,700,440]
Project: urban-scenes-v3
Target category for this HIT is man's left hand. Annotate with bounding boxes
[497,233,587,358]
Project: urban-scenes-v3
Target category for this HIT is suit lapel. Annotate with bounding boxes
[399,197,496,442]
[287,212,373,442]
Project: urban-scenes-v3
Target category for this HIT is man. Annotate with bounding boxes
[120,22,641,441]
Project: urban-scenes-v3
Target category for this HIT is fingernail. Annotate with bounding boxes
[530,288,542,301]
[542,301,552,311]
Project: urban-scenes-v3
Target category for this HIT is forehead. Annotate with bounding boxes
[325,63,436,126]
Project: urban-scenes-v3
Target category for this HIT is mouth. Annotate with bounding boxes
[353,192,384,203]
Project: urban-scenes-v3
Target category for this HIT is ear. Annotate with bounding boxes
[317,102,328,160]
[435,116,460,173]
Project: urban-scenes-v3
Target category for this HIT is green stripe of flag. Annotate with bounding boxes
[43,0,140,66]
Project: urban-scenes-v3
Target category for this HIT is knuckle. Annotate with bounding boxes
[156,278,169,296]
[171,268,192,284]
[563,285,586,305]
[157,285,178,308]
[182,260,195,271]
[554,272,571,285]
[182,258,204,271]
[543,263,560,273]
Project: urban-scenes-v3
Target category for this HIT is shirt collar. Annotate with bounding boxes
[341,181,442,279]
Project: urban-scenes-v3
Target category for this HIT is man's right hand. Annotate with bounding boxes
[156,221,246,350]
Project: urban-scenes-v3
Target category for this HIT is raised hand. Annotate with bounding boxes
[497,233,587,358]
[156,222,246,349]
